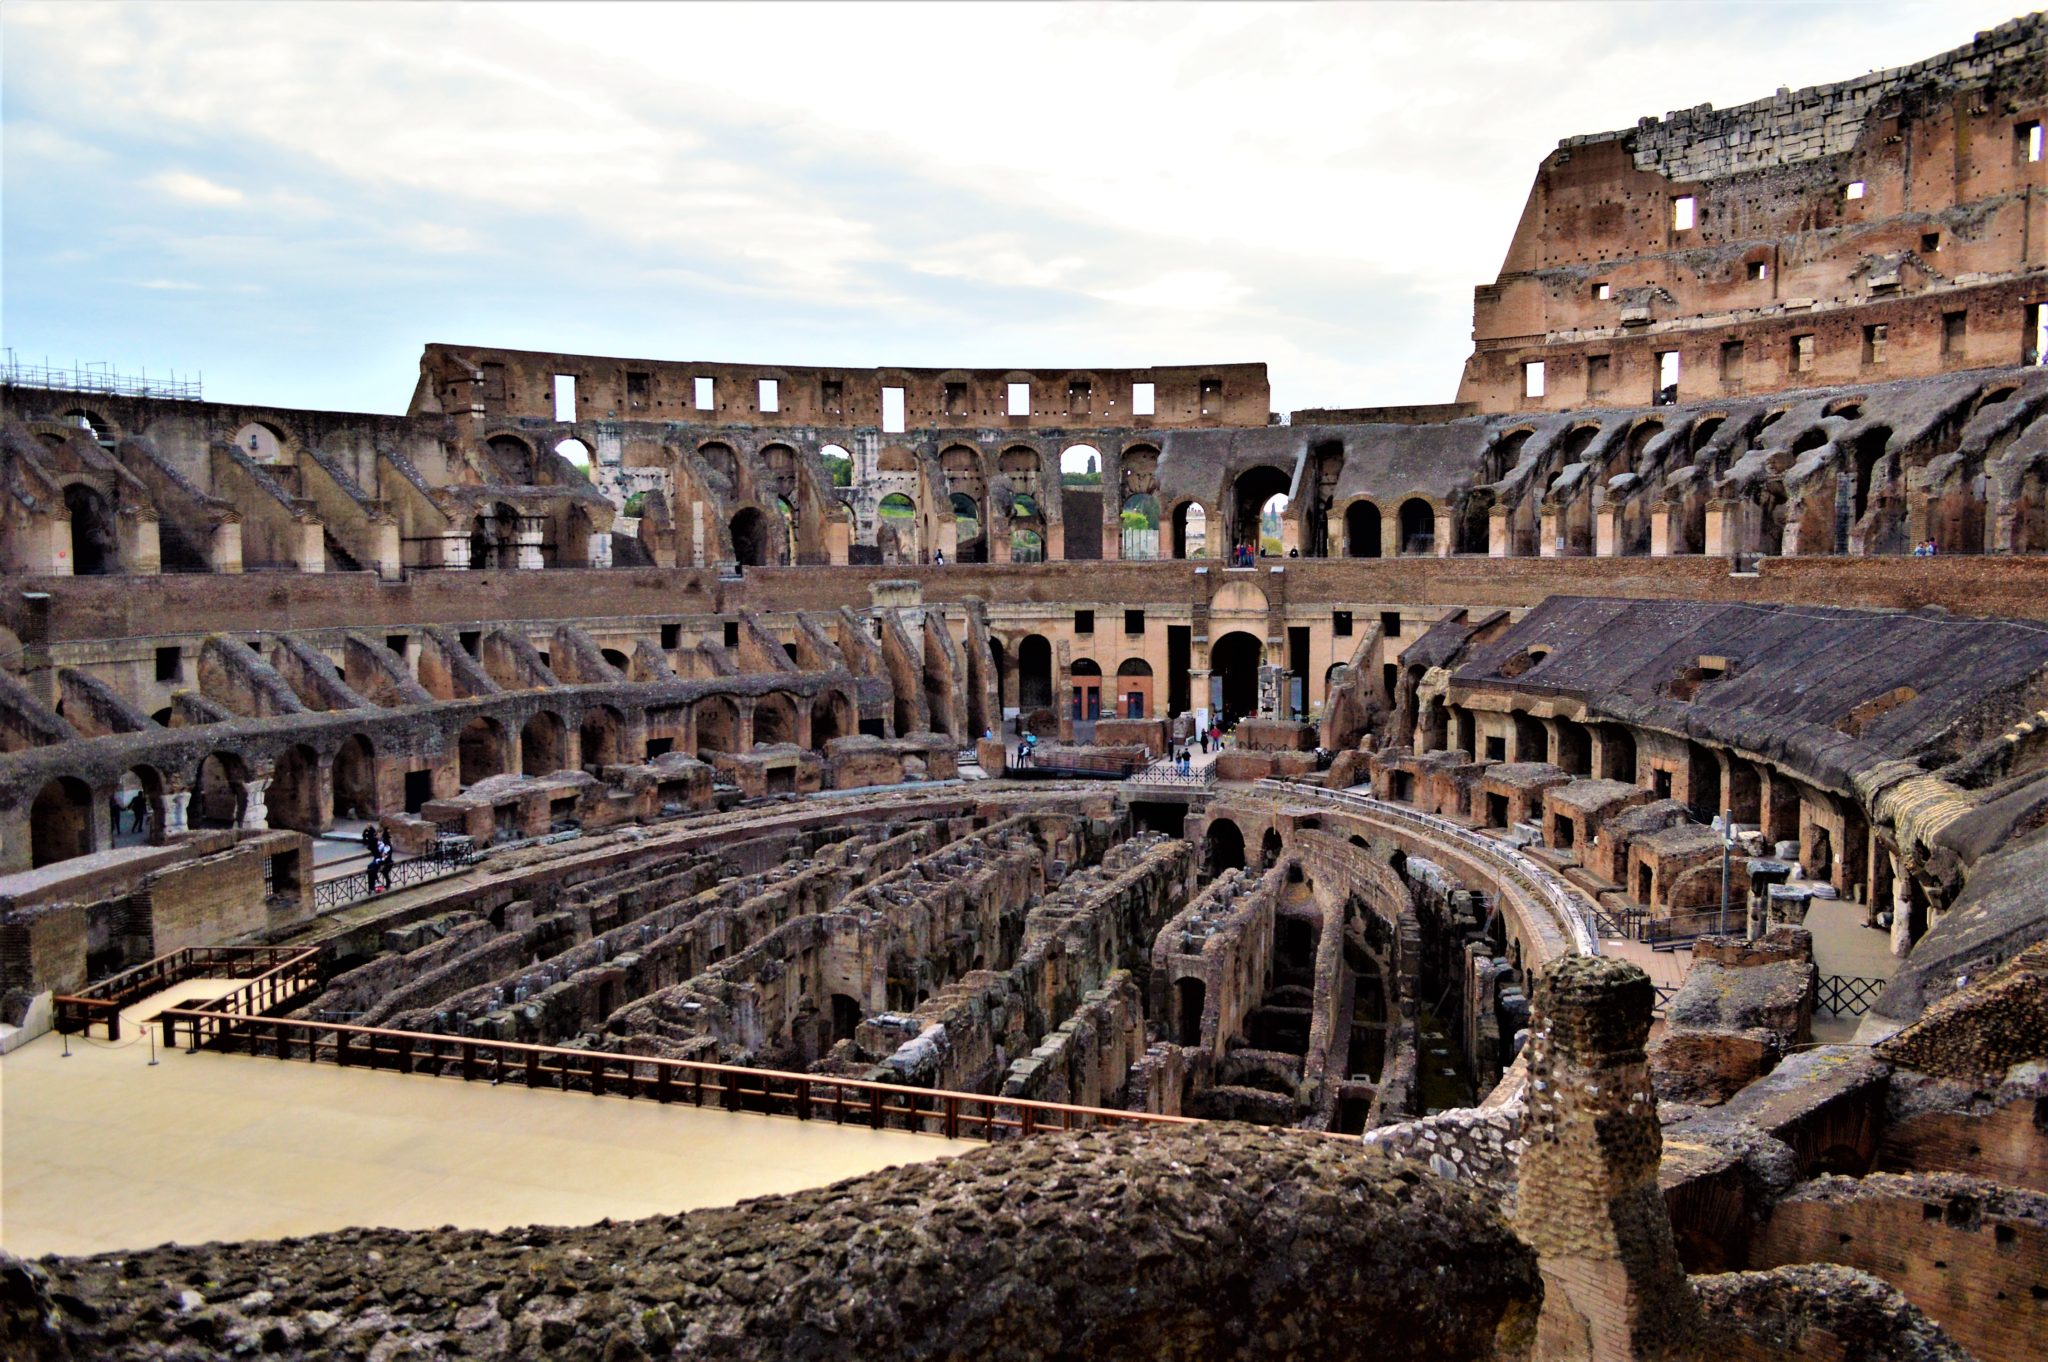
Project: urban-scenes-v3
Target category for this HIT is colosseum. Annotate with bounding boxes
[3,12,2046,1362]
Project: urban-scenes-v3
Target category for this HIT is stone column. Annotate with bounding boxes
[239,778,272,830]
[1889,850,1915,957]
[1519,955,1700,1362]
[439,530,472,569]
[1490,506,1514,558]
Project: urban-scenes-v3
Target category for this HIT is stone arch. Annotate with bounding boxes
[457,715,507,786]
[332,733,379,821]
[580,704,626,768]
[1018,634,1054,714]
[730,506,776,567]
[1396,497,1436,555]
[471,501,522,571]
[195,750,251,828]
[1344,499,1383,557]
[948,491,984,563]
[1206,818,1246,875]
[232,420,292,464]
[112,765,167,847]
[1210,630,1263,727]
[1231,465,1292,555]
[1260,827,1284,867]
[753,692,798,747]
[1070,657,1103,722]
[1120,492,1161,560]
[810,689,852,748]
[484,433,537,482]
[29,776,94,867]
[63,482,119,576]
[694,695,740,757]
[266,745,325,827]
[521,710,566,776]
[1171,500,1209,559]
[59,407,116,446]
[1115,658,1154,719]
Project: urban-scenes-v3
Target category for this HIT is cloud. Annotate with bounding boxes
[147,170,245,206]
[3,0,2033,415]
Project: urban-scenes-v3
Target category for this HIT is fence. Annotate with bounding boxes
[52,945,320,1041]
[156,1008,1201,1144]
[1007,750,1148,780]
[1818,973,1887,1017]
[312,839,475,913]
[1126,760,1217,789]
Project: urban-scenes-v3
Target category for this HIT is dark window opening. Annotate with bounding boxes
[269,851,301,897]
[943,382,969,417]
[155,646,181,682]
[626,371,651,410]
[1075,610,1094,635]
[385,634,408,657]
[1379,611,1400,639]
[459,630,481,657]
[1942,311,1967,358]
[404,769,434,814]
[1746,260,1768,281]
[646,737,673,758]
[1124,609,1145,635]
[661,623,681,649]
[1333,610,1352,637]
[723,621,740,650]
[1920,232,1940,254]
[1485,736,1507,762]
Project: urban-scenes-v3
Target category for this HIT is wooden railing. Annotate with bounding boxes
[52,945,322,1040]
[155,1008,1202,1144]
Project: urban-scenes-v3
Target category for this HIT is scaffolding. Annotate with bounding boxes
[1,349,203,401]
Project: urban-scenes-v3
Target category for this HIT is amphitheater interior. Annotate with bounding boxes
[4,15,2048,1362]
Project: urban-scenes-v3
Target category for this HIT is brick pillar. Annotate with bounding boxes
[1520,955,1700,1362]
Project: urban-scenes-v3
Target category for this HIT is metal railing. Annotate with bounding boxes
[1126,760,1217,789]
[312,839,476,913]
[1818,973,1887,1017]
[2,351,202,401]
[53,945,320,1040]
[154,1008,1202,1144]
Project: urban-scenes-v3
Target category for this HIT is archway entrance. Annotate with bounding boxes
[1120,493,1160,560]
[1116,658,1154,718]
[1231,466,1292,558]
[1345,501,1382,558]
[1397,498,1435,555]
[949,492,984,563]
[521,712,565,776]
[458,717,505,786]
[1210,631,1263,728]
[195,753,249,828]
[581,705,626,767]
[113,767,165,847]
[332,735,378,821]
[1173,502,1208,559]
[694,696,739,756]
[752,694,796,747]
[268,743,321,833]
[1206,818,1246,875]
[65,484,117,576]
[1018,635,1053,714]
[29,777,93,867]
[1071,659,1103,721]
[471,502,520,570]
[730,508,773,567]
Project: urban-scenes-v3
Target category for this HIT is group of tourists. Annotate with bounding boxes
[1912,540,1941,556]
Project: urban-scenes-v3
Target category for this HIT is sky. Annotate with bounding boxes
[1,1,2032,418]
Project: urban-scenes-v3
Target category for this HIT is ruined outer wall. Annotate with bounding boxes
[415,343,1271,431]
[1459,15,2048,412]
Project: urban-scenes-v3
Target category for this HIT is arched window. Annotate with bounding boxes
[1120,493,1160,560]
[1173,503,1207,559]
[64,484,117,576]
[29,777,94,867]
[1345,501,1382,558]
[730,507,774,567]
[1397,498,1435,555]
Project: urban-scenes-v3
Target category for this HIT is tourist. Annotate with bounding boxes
[369,831,394,893]
[934,550,945,566]
[360,821,380,859]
